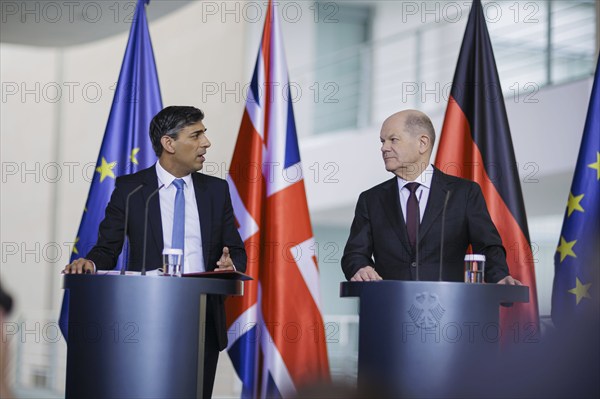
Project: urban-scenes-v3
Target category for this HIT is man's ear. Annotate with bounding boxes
[419,134,430,154]
[160,135,176,154]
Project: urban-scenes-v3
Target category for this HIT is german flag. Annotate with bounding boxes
[435,0,539,341]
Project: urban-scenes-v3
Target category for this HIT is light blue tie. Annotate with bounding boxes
[171,179,185,252]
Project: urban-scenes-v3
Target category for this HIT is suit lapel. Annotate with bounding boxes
[380,177,413,255]
[418,169,449,243]
[141,167,164,254]
[192,173,211,271]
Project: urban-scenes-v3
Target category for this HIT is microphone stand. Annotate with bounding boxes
[438,191,452,281]
[121,184,145,275]
[142,184,164,275]
[415,190,423,281]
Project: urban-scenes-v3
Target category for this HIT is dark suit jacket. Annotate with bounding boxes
[342,167,509,283]
[87,165,247,350]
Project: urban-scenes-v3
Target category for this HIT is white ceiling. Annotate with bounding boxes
[0,0,191,47]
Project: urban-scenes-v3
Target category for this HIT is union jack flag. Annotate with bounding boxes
[225,1,330,397]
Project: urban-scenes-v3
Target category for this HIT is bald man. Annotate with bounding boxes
[341,110,521,285]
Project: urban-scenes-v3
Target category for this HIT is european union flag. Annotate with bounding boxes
[551,55,600,327]
[59,0,162,341]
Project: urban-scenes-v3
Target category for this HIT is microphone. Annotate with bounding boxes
[415,190,423,281]
[121,184,145,275]
[142,184,164,275]
[438,190,452,281]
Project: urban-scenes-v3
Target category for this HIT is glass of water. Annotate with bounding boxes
[162,248,183,277]
[464,254,486,283]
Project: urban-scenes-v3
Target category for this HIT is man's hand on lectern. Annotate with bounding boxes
[216,247,235,271]
[351,266,382,282]
[63,258,95,274]
[497,275,522,285]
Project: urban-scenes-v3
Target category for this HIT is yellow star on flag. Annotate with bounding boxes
[556,237,577,262]
[567,192,584,217]
[96,157,117,182]
[130,148,140,165]
[73,237,80,255]
[588,151,600,180]
[568,277,591,305]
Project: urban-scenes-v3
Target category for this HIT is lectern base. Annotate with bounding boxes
[341,281,530,398]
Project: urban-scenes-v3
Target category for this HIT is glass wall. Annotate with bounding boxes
[293,0,597,134]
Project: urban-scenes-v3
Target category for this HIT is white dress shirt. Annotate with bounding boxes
[156,161,205,273]
[396,164,435,224]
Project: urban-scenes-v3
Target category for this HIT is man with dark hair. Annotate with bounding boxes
[149,106,206,157]
[64,105,247,397]
[342,109,520,284]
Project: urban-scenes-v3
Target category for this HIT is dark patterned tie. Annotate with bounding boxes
[405,182,421,249]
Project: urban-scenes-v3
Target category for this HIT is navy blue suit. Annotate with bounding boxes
[87,165,246,348]
[86,165,246,397]
[342,167,509,283]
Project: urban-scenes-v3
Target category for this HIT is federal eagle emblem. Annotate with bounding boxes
[407,292,446,329]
